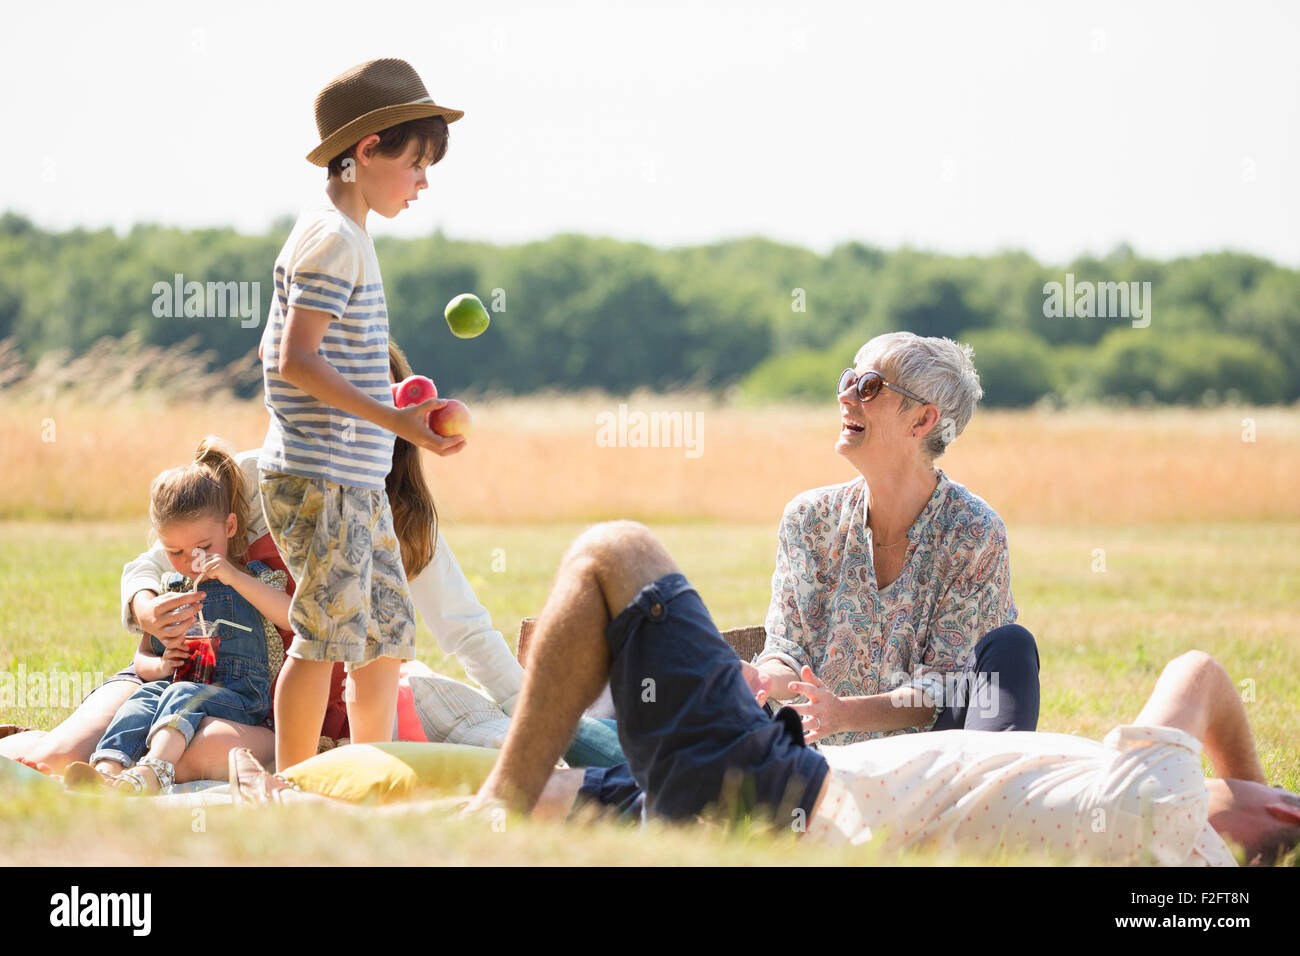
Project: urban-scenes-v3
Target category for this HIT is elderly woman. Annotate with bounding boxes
[755,331,1039,745]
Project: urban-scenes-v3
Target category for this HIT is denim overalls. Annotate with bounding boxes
[91,561,276,768]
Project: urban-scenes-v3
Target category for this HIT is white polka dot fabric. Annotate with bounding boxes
[806,724,1236,866]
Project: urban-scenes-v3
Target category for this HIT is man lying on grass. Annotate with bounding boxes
[234,521,1299,865]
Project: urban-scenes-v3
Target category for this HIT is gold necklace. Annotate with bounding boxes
[869,469,937,551]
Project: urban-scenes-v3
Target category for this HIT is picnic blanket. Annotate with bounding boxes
[2,739,500,808]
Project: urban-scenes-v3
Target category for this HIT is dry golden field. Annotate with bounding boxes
[2,394,1297,526]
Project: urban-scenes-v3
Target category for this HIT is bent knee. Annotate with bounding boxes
[1167,649,1225,681]
[979,623,1037,653]
[566,521,657,564]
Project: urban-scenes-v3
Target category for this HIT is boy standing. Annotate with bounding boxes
[258,58,466,771]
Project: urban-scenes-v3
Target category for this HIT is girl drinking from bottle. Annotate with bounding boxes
[65,437,290,793]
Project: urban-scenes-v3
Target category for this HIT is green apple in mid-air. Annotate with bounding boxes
[444,293,491,339]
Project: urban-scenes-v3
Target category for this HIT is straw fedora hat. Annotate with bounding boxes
[306,58,464,166]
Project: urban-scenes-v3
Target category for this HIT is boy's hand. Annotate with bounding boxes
[392,398,468,457]
[278,307,467,457]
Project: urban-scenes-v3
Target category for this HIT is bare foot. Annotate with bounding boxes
[64,761,115,791]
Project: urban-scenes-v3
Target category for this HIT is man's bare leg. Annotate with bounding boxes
[468,521,678,814]
[1135,650,1266,783]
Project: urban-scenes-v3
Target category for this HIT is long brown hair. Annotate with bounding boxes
[149,436,251,569]
[387,339,439,578]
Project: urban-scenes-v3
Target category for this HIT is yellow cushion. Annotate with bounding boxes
[280,741,498,804]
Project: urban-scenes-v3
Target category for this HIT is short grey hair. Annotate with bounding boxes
[854,332,983,460]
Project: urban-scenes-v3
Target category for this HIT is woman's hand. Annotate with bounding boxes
[392,400,468,458]
[787,666,849,743]
[131,590,200,681]
[132,589,202,642]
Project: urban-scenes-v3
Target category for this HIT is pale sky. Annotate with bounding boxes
[2,0,1296,265]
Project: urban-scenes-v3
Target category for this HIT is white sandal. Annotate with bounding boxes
[118,757,176,795]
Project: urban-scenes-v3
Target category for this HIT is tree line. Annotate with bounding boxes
[1,211,1296,405]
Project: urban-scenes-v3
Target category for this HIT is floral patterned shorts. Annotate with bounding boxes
[259,471,417,671]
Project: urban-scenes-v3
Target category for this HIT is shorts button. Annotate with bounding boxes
[650,602,664,618]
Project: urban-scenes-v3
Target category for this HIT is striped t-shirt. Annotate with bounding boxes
[258,203,395,490]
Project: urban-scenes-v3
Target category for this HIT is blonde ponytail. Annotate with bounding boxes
[149,435,251,569]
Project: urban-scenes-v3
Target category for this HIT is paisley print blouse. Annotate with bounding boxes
[758,470,1017,744]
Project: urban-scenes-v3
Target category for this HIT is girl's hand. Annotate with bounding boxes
[195,552,240,587]
[158,640,191,673]
[392,399,467,458]
[135,631,191,681]
[787,666,847,744]
[133,589,203,642]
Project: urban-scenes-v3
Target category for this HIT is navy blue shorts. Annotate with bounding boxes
[577,573,828,826]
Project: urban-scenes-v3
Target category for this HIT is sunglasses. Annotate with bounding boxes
[837,368,932,406]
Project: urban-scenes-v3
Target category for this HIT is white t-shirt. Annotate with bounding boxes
[807,723,1237,866]
[259,201,395,491]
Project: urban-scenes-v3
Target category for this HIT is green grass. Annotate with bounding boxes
[1,519,1297,864]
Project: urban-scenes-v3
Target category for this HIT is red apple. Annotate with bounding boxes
[393,375,437,408]
[428,399,473,438]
